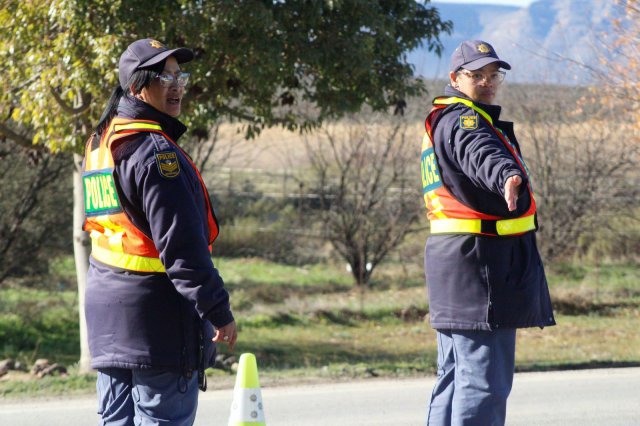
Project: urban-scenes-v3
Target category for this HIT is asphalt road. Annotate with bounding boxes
[1,368,638,425]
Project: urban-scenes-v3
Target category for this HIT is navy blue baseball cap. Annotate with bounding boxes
[450,40,511,72]
[118,38,194,90]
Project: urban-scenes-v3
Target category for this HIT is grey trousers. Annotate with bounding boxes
[96,368,199,426]
[426,328,517,426]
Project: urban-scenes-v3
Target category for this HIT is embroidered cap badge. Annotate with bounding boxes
[477,43,491,53]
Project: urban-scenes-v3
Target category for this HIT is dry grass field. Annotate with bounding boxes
[205,118,425,170]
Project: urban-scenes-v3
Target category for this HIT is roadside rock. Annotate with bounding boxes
[14,360,27,371]
[214,354,237,372]
[0,358,33,379]
[37,363,67,378]
[31,359,50,375]
[30,359,68,378]
[0,358,15,377]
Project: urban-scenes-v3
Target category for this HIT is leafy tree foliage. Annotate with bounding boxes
[0,0,451,149]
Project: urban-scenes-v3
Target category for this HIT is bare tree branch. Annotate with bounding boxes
[0,123,37,149]
[510,86,639,260]
[49,89,92,115]
[305,116,422,289]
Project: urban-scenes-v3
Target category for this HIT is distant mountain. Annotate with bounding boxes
[409,0,618,84]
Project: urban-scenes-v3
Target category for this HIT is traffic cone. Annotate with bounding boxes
[228,353,266,426]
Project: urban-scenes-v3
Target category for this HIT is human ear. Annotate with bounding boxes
[449,71,458,89]
[133,87,147,102]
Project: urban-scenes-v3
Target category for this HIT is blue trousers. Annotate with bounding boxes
[426,329,516,426]
[96,368,198,426]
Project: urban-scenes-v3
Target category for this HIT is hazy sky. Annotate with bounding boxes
[433,0,535,6]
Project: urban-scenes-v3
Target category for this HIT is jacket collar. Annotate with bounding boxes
[117,95,187,142]
[442,85,503,122]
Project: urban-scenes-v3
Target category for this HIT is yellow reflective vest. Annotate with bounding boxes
[421,96,537,236]
[82,117,218,272]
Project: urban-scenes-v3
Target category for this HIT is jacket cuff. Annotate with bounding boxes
[502,171,527,194]
[207,308,235,329]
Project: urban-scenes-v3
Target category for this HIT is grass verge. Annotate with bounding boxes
[1,257,638,399]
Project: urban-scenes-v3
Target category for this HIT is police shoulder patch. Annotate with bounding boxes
[155,151,180,178]
[459,115,478,130]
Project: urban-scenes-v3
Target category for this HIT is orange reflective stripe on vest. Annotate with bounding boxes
[421,97,537,236]
[83,118,218,272]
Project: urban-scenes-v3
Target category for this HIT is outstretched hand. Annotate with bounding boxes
[504,175,522,212]
[213,320,238,351]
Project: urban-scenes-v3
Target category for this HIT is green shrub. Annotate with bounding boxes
[0,314,39,358]
[0,289,79,364]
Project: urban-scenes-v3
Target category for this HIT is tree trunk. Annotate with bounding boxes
[73,153,92,373]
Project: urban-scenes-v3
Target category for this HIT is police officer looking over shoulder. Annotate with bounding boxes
[82,38,237,425]
[420,40,555,425]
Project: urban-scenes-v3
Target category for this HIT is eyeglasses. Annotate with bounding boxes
[155,72,190,88]
[458,70,506,85]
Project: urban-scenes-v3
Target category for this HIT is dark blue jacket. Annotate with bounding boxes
[424,86,555,330]
[85,95,233,373]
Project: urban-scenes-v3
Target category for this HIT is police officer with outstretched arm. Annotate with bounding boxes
[82,38,237,425]
[420,40,555,425]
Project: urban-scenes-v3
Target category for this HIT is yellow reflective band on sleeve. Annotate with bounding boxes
[91,239,166,273]
[113,122,163,133]
[430,214,536,236]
